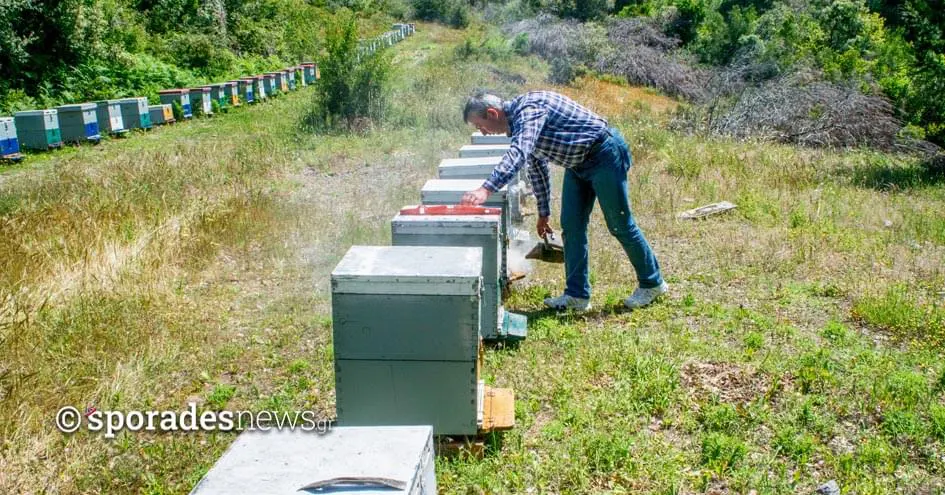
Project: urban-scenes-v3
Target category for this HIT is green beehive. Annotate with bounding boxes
[223,81,241,107]
[302,63,316,85]
[285,68,297,90]
[266,73,281,96]
[391,212,525,341]
[55,103,100,144]
[331,245,484,435]
[189,88,213,116]
[295,66,306,87]
[207,84,227,110]
[14,110,62,150]
[421,179,511,288]
[252,76,267,101]
[118,98,151,130]
[94,100,127,135]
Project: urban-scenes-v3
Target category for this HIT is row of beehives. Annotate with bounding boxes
[1,23,417,163]
[188,130,517,495]
[0,65,319,161]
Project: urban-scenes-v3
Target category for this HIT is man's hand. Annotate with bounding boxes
[461,187,490,206]
[536,216,552,238]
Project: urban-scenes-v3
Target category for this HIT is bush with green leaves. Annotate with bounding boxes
[306,13,392,130]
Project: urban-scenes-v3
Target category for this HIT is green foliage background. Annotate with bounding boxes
[0,0,407,113]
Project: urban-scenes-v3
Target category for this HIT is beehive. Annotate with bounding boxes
[252,76,267,100]
[437,156,502,180]
[267,73,282,96]
[189,88,213,116]
[94,100,127,135]
[189,426,436,495]
[118,98,152,129]
[331,246,483,435]
[471,132,511,145]
[223,81,240,107]
[420,179,511,286]
[302,63,317,85]
[295,66,306,87]
[207,84,227,110]
[459,144,511,158]
[286,68,297,90]
[14,110,62,150]
[148,104,175,125]
[391,209,524,341]
[55,103,100,144]
[158,89,192,119]
[0,117,21,158]
[238,79,255,103]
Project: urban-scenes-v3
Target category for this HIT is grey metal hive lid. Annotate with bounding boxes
[118,97,145,103]
[189,426,433,495]
[14,109,56,117]
[459,144,511,152]
[391,213,500,235]
[439,156,502,168]
[332,245,482,295]
[420,180,508,203]
[56,103,96,111]
[96,99,123,104]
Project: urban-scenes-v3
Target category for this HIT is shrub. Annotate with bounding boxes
[306,13,392,130]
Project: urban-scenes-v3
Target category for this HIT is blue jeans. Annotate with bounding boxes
[561,127,663,299]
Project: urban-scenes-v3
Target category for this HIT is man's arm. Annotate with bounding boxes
[527,155,552,219]
[483,104,546,193]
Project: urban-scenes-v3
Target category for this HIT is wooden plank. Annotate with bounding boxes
[480,386,515,432]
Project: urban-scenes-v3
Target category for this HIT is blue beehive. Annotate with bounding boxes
[238,79,254,104]
[0,117,22,160]
[56,103,101,144]
[331,245,484,435]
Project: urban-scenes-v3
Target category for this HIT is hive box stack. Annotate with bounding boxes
[0,117,22,160]
[392,206,527,341]
[437,156,502,180]
[148,104,175,125]
[158,89,192,119]
[14,110,62,150]
[55,103,100,144]
[223,81,241,107]
[189,88,213,116]
[94,100,127,135]
[471,131,511,145]
[238,79,255,104]
[189,426,436,495]
[207,84,227,111]
[252,76,267,101]
[302,63,317,85]
[332,246,484,435]
[421,179,511,287]
[118,98,152,130]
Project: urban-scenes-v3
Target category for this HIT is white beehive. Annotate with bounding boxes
[458,144,510,158]
[471,132,511,145]
[189,426,436,495]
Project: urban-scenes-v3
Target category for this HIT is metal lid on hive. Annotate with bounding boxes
[331,245,481,296]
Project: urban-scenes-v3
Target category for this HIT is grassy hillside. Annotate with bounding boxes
[0,21,943,494]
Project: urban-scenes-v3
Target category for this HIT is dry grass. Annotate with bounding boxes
[1,19,944,495]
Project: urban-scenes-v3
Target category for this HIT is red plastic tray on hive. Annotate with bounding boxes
[399,204,502,216]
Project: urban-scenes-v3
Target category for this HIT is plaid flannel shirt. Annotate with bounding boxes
[482,90,609,218]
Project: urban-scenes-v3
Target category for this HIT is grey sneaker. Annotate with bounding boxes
[543,294,591,311]
[623,282,669,309]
